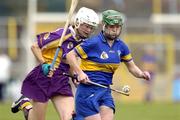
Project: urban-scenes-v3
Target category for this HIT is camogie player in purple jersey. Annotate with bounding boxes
[11,7,99,120]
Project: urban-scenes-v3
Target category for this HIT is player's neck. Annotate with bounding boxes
[107,39,114,47]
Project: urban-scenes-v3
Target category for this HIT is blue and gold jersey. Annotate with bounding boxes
[74,31,132,85]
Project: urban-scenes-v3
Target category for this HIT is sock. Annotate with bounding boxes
[20,100,33,120]
[23,107,32,120]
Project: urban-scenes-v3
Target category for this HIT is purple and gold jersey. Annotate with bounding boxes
[21,26,82,102]
[74,31,132,85]
[37,26,82,70]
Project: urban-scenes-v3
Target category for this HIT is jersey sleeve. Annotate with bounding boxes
[36,28,63,49]
[61,40,76,59]
[74,38,95,59]
[120,42,133,62]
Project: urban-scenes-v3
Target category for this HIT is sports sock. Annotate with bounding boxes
[20,100,33,120]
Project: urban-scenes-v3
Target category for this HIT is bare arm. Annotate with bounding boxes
[66,50,82,74]
[66,50,89,83]
[124,60,150,80]
[31,42,45,64]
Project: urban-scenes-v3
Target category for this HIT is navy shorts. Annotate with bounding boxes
[75,84,115,118]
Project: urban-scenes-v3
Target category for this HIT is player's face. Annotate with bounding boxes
[104,24,121,40]
[77,23,96,39]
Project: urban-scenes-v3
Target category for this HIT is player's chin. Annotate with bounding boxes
[109,35,117,40]
[81,33,90,39]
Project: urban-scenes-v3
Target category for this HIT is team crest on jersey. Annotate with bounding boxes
[43,33,50,40]
[100,51,109,59]
[67,42,74,49]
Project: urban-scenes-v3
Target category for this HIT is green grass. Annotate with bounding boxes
[115,102,180,120]
[1,101,180,120]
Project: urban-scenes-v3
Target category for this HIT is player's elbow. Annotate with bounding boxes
[66,51,74,60]
[66,50,77,63]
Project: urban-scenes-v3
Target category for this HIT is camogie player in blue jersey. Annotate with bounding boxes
[67,10,151,120]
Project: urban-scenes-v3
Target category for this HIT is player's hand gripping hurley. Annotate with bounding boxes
[63,72,130,96]
[49,0,79,76]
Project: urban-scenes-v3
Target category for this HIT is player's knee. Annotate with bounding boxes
[60,112,74,120]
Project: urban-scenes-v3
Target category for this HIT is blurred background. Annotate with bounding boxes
[0,0,180,120]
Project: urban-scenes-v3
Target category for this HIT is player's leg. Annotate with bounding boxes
[99,87,115,120]
[29,100,48,120]
[84,114,101,120]
[99,105,114,120]
[51,95,74,120]
[75,84,106,120]
[11,95,33,120]
[81,104,114,120]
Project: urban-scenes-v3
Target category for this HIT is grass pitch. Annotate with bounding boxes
[1,101,179,120]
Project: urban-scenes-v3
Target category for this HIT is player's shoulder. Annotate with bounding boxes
[90,32,104,43]
[116,38,127,46]
[85,34,99,43]
[54,28,67,36]
[91,34,100,41]
[116,38,124,43]
[53,26,72,35]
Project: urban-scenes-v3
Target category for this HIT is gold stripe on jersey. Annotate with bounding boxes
[121,54,132,61]
[41,33,72,68]
[42,48,63,68]
[60,33,73,42]
[80,59,120,73]
[75,45,88,59]
[43,32,50,39]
